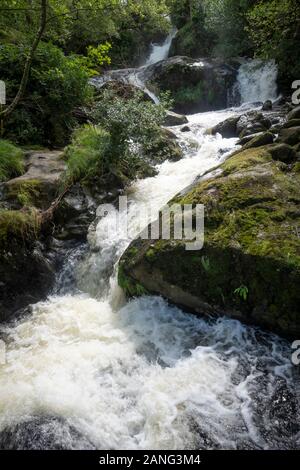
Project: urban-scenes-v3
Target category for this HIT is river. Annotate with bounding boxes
[0,37,298,450]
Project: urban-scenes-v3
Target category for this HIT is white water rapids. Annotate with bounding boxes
[0,44,298,450]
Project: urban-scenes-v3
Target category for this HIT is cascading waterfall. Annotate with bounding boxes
[145,28,177,66]
[237,59,279,104]
[0,57,298,450]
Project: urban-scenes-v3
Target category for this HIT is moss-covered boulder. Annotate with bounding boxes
[119,146,300,337]
[146,56,238,114]
[278,127,300,146]
[0,139,24,182]
[288,105,300,121]
[0,209,56,322]
[5,150,66,209]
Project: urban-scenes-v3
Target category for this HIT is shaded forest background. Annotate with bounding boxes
[0,0,299,147]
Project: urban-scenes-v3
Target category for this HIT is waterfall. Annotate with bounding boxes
[237,59,278,104]
[145,28,177,66]
[0,105,296,450]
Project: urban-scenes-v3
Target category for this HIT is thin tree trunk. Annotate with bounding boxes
[0,0,47,119]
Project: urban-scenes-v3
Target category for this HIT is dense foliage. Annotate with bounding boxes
[65,90,171,187]
[0,0,299,150]
[0,42,92,146]
[168,0,299,89]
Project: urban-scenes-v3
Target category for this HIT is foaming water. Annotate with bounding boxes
[237,59,278,104]
[0,296,296,449]
[0,101,298,449]
[145,28,177,66]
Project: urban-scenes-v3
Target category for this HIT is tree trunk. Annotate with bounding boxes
[0,0,47,119]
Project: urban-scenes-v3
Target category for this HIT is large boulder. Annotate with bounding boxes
[241,131,274,150]
[144,56,239,114]
[4,150,66,210]
[288,105,300,121]
[277,127,300,146]
[236,111,271,138]
[211,111,272,139]
[211,116,240,138]
[0,210,56,322]
[119,146,300,337]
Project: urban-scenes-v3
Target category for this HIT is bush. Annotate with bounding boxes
[0,209,40,245]
[0,42,93,146]
[0,139,24,182]
[64,125,111,184]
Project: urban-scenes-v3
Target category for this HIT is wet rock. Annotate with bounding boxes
[181,125,191,133]
[211,116,240,138]
[237,111,272,138]
[0,416,95,450]
[277,127,300,146]
[262,100,273,111]
[238,132,264,146]
[267,144,297,163]
[4,150,66,210]
[287,105,300,121]
[0,236,56,323]
[164,110,188,126]
[281,119,300,129]
[146,56,238,114]
[54,184,96,241]
[241,132,274,150]
[119,145,300,337]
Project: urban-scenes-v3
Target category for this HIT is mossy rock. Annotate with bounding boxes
[0,208,41,246]
[241,131,274,150]
[278,127,300,146]
[287,106,300,121]
[147,56,238,114]
[119,145,300,337]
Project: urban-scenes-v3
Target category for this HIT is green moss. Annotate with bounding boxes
[64,125,111,184]
[174,81,204,105]
[0,209,41,245]
[0,139,24,182]
[6,179,42,207]
[118,264,148,297]
[119,144,300,336]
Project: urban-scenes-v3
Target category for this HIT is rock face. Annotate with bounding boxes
[4,150,66,209]
[145,56,239,114]
[211,111,272,139]
[0,150,67,322]
[119,145,300,337]
[164,111,188,126]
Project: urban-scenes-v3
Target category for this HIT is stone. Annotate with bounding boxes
[287,105,300,121]
[267,143,297,163]
[241,132,274,150]
[277,127,300,146]
[145,56,238,114]
[5,150,66,210]
[119,145,300,337]
[211,116,240,138]
[262,100,273,111]
[164,111,188,126]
